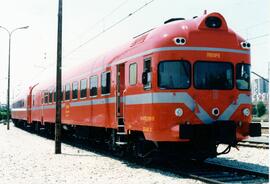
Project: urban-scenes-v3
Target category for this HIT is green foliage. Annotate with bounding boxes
[252,105,257,115]
[256,101,266,117]
[0,106,8,120]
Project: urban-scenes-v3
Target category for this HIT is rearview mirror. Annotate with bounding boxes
[142,72,148,85]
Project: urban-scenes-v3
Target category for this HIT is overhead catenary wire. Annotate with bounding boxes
[10,0,156,100]
[247,33,269,41]
[238,20,270,32]
[64,0,155,58]
[68,0,130,44]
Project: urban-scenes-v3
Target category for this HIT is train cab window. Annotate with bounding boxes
[142,58,151,89]
[80,79,87,98]
[158,60,191,89]
[101,72,110,95]
[129,63,137,85]
[194,61,233,90]
[65,84,70,101]
[90,75,98,97]
[236,63,250,90]
[72,81,78,100]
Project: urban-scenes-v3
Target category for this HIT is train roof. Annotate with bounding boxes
[30,12,247,93]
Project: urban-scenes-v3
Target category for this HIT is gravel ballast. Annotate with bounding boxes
[0,123,268,184]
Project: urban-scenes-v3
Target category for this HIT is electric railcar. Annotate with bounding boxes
[12,12,261,159]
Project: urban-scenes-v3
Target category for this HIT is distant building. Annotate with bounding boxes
[251,78,269,108]
[252,78,268,94]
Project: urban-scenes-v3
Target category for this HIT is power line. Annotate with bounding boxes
[247,33,269,41]
[64,0,155,58]
[238,20,270,31]
[69,0,130,44]
[252,71,269,83]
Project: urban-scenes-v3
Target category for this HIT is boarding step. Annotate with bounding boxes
[117,117,124,126]
[117,132,127,135]
[116,141,128,145]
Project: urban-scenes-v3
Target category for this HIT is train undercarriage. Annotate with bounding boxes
[11,119,248,162]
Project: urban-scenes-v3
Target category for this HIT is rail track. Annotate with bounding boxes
[238,123,268,149]
[238,141,269,149]
[14,123,269,183]
[261,125,269,135]
[163,160,269,184]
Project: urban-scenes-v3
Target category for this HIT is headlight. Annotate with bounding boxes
[175,108,183,117]
[242,108,250,117]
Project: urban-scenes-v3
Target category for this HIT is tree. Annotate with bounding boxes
[257,101,266,117]
[252,105,257,115]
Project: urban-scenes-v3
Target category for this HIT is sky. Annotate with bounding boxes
[0,0,269,103]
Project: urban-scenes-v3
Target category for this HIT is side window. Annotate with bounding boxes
[65,84,70,101]
[143,58,152,89]
[129,63,137,85]
[80,79,87,98]
[61,86,64,101]
[90,75,98,97]
[44,91,49,104]
[72,81,78,100]
[53,89,56,103]
[49,90,53,103]
[101,72,111,95]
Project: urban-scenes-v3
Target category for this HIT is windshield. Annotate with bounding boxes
[158,60,190,89]
[194,61,233,90]
[236,63,250,90]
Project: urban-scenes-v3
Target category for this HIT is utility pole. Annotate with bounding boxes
[55,0,63,154]
[0,26,29,130]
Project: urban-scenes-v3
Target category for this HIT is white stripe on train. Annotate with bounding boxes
[12,93,250,124]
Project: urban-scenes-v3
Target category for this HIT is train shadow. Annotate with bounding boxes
[206,157,269,175]
[11,123,269,180]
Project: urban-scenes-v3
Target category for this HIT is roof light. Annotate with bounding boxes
[241,41,251,49]
[173,37,186,45]
[205,16,222,28]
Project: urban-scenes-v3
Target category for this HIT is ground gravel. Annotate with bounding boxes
[0,124,203,184]
[207,142,269,174]
[0,123,268,184]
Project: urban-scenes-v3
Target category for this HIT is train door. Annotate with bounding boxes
[115,63,127,145]
[116,64,125,117]
[41,91,44,125]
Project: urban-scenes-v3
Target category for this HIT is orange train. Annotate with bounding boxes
[12,12,261,159]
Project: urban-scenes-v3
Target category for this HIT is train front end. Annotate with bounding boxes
[141,12,261,159]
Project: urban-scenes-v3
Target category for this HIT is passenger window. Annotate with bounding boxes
[80,79,87,98]
[65,84,70,101]
[72,81,78,99]
[49,90,53,103]
[61,86,64,101]
[129,63,137,85]
[142,58,151,89]
[101,72,111,95]
[44,92,49,104]
[90,75,98,97]
[53,89,56,103]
